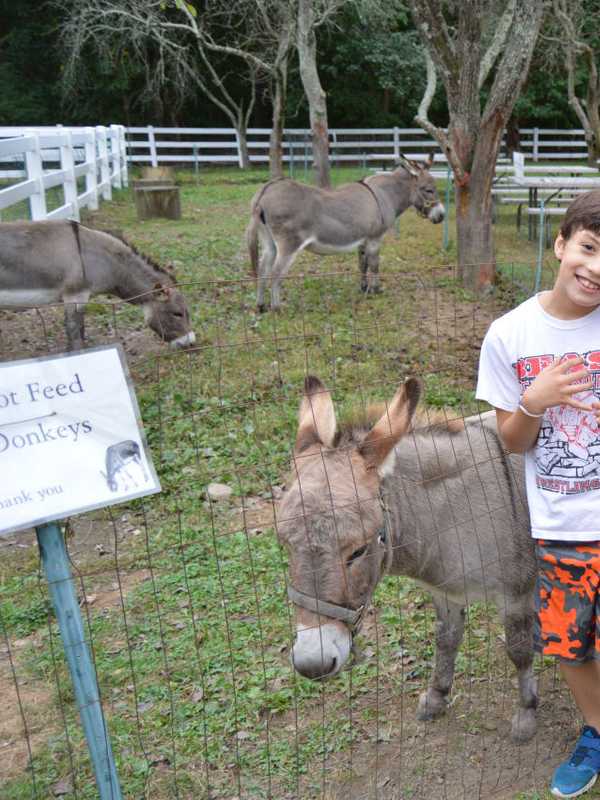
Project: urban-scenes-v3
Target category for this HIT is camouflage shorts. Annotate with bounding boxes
[535,539,600,662]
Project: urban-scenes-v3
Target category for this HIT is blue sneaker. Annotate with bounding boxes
[551,726,600,798]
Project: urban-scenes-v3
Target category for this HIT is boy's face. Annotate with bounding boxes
[552,228,600,317]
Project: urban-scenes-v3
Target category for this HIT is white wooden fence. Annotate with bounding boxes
[0,125,128,222]
[126,125,591,168]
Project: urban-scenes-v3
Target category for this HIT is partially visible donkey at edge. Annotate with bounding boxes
[247,155,444,312]
[277,376,538,742]
[0,220,195,349]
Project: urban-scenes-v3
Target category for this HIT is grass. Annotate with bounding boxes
[0,165,572,799]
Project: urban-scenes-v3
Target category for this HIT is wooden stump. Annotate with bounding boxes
[133,180,181,220]
[141,166,175,181]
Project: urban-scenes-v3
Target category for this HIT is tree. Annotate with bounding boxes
[55,0,260,168]
[550,0,600,165]
[296,0,345,188]
[408,0,545,289]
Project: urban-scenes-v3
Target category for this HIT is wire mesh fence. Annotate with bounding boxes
[0,263,581,800]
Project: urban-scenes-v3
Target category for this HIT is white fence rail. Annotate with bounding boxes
[0,125,128,222]
[126,125,593,168]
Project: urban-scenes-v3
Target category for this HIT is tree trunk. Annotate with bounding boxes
[455,184,495,290]
[452,119,504,289]
[297,0,331,188]
[269,51,288,179]
[586,93,600,166]
[236,117,251,169]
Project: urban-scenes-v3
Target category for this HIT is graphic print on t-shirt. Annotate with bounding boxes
[515,351,600,494]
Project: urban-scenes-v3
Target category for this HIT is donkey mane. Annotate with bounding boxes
[335,402,464,448]
[83,223,176,284]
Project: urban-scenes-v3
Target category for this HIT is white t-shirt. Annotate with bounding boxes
[476,294,600,540]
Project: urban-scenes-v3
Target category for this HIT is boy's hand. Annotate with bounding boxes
[521,356,593,416]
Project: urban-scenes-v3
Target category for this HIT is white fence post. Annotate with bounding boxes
[109,124,122,189]
[96,125,112,201]
[24,130,47,220]
[119,125,129,187]
[84,127,99,211]
[393,126,400,161]
[61,129,80,221]
[148,125,158,167]
[533,127,539,162]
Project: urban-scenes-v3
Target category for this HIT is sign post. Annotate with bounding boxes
[36,521,123,799]
[1,345,161,797]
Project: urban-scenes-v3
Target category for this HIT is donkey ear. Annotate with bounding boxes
[424,152,435,169]
[359,378,422,471]
[295,375,337,454]
[396,153,419,177]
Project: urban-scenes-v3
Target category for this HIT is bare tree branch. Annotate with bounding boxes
[478,0,516,89]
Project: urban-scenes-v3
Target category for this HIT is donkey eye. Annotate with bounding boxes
[347,544,367,565]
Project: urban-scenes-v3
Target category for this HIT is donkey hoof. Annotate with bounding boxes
[416,689,447,721]
[510,707,537,743]
[364,285,383,296]
[257,303,268,314]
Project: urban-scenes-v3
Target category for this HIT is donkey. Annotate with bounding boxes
[247,155,444,312]
[277,376,538,742]
[0,220,195,349]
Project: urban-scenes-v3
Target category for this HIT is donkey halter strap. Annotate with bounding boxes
[287,584,365,628]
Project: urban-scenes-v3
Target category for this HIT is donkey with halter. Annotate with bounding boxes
[247,155,444,312]
[0,220,195,350]
[277,376,538,742]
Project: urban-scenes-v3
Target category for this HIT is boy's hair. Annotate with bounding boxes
[559,190,600,240]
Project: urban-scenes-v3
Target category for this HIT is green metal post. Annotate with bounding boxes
[443,166,451,250]
[36,522,123,800]
[289,139,294,178]
[534,200,545,293]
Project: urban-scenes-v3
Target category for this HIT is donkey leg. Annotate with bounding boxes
[417,597,465,721]
[358,245,368,292]
[64,303,85,350]
[364,238,384,294]
[256,235,277,313]
[270,244,301,311]
[503,601,538,742]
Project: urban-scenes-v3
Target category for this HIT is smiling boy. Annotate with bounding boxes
[477,191,600,798]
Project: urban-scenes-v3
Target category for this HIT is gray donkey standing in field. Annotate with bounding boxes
[247,155,444,312]
[0,220,195,349]
[277,376,538,742]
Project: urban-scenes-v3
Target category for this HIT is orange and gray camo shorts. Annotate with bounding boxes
[535,539,600,662]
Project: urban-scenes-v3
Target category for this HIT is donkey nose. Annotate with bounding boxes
[428,203,445,224]
[291,623,351,680]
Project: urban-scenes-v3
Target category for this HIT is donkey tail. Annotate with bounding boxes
[246,211,261,277]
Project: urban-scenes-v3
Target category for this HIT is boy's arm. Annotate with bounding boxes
[495,356,593,453]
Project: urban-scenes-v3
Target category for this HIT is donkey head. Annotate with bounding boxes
[145,284,196,349]
[277,375,421,680]
[396,153,445,224]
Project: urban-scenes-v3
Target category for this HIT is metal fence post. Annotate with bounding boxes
[24,130,47,221]
[36,522,123,800]
[443,166,452,250]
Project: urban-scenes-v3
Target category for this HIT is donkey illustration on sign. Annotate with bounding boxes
[277,376,538,742]
[0,220,195,349]
[247,155,444,311]
[102,440,148,493]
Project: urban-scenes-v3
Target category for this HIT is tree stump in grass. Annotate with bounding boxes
[133,179,181,220]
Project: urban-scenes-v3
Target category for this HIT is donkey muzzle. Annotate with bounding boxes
[170,331,196,349]
[427,203,445,224]
[291,623,352,680]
